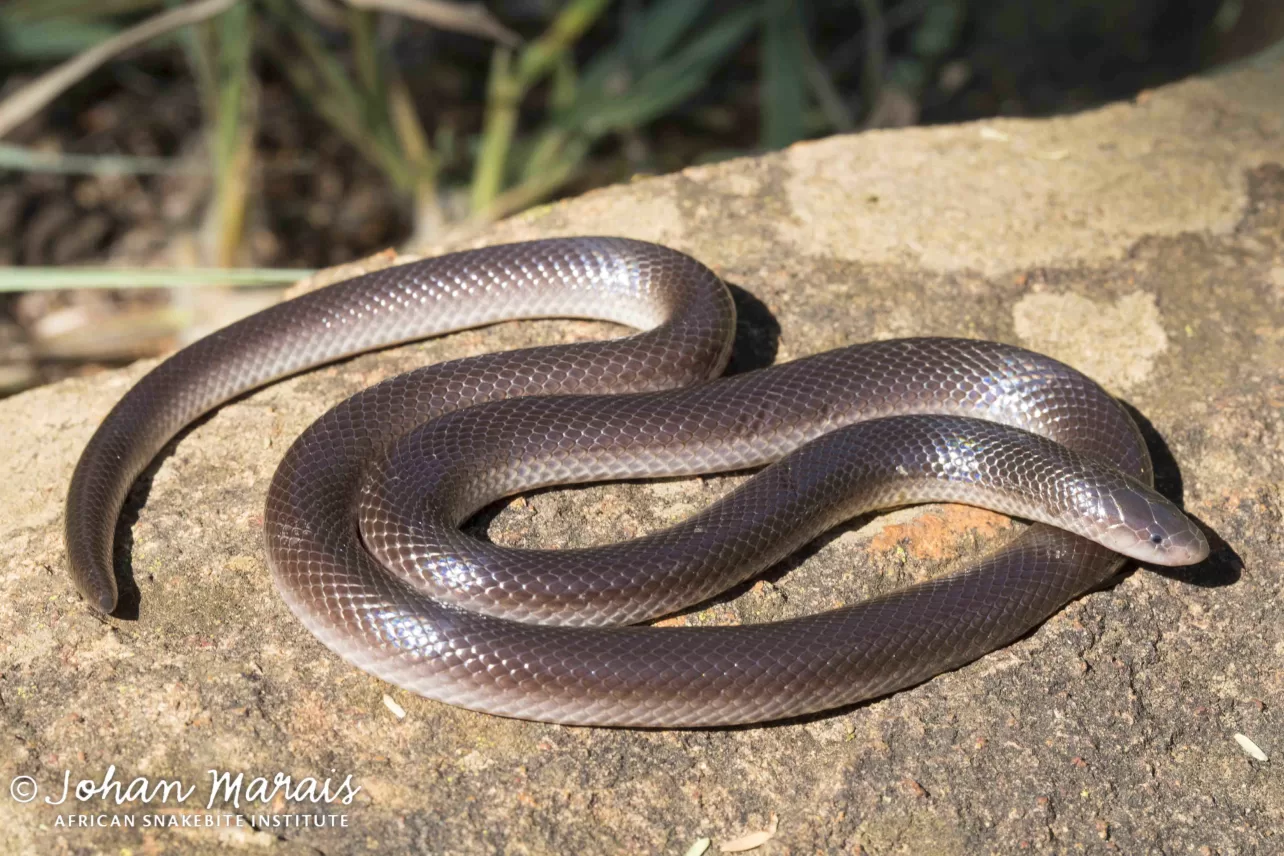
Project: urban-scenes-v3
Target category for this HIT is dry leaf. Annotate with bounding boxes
[1234,733,1268,761]
[719,814,778,852]
[683,838,711,856]
[382,693,407,719]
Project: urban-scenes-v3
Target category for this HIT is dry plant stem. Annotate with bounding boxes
[343,0,520,47]
[204,3,257,266]
[0,0,238,139]
[203,120,256,266]
[469,0,610,213]
[346,4,445,240]
[463,138,588,231]
[297,0,351,30]
[386,76,446,243]
[260,4,409,188]
[470,48,521,214]
[854,0,887,125]
[345,7,400,164]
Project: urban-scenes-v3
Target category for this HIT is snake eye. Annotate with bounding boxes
[1150,533,1163,545]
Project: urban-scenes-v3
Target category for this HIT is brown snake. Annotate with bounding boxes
[66,237,1207,726]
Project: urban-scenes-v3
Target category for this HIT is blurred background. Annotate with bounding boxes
[1,0,1281,396]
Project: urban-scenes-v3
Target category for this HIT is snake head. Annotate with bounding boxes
[1092,486,1209,566]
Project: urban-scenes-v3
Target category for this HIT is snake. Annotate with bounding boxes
[65,237,1208,727]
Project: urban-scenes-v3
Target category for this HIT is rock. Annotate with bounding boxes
[3,53,1281,855]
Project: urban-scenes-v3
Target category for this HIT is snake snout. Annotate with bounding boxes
[1101,489,1209,566]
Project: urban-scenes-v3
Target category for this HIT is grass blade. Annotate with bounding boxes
[556,7,758,135]
[760,0,808,149]
[0,17,122,60]
[0,142,203,175]
[632,0,715,66]
[0,267,314,292]
[0,0,238,138]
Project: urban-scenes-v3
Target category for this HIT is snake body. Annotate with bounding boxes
[66,237,1207,727]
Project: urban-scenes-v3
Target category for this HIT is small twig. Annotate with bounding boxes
[343,0,520,46]
[0,0,239,139]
